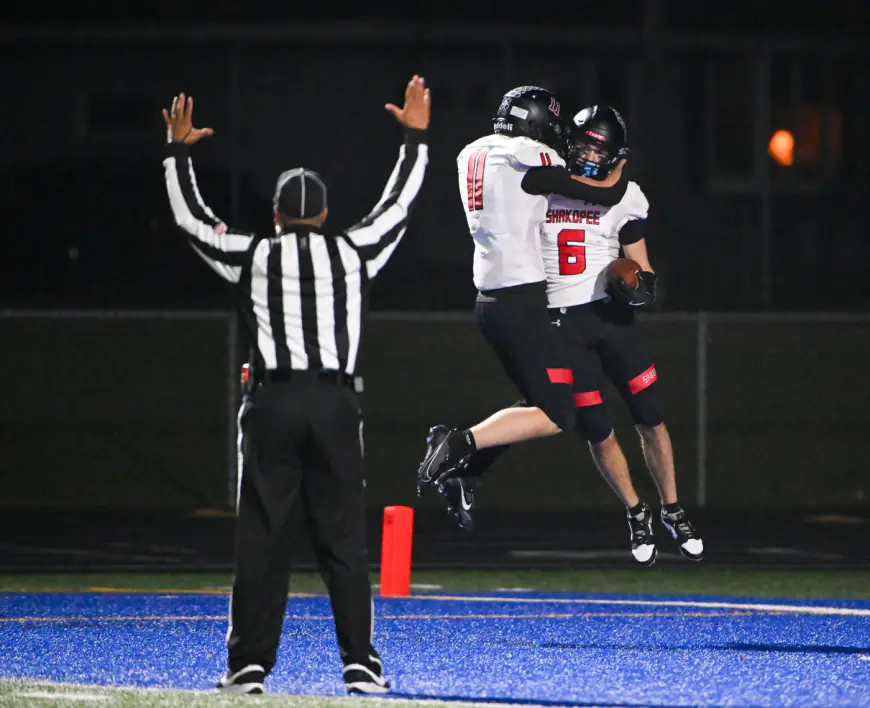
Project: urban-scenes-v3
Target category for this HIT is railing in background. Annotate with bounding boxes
[0,310,237,509]
[2,310,868,511]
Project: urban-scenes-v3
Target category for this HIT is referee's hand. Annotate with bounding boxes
[162,93,215,145]
[385,75,431,131]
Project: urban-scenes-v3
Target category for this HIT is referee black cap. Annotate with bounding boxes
[273,168,328,219]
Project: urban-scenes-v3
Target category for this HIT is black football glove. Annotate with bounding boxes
[630,270,657,306]
[609,270,657,307]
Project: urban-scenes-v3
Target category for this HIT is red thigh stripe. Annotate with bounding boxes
[627,365,658,394]
[546,368,574,385]
[574,391,603,407]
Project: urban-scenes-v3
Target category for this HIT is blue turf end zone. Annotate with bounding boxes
[1,591,869,707]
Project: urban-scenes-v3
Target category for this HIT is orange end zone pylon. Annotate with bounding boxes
[380,505,414,597]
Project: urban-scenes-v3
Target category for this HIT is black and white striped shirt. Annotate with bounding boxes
[163,130,428,375]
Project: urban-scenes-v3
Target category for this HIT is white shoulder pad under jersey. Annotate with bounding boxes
[507,136,567,169]
[617,181,649,226]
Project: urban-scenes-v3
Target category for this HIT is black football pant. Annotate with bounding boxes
[464,297,664,477]
[467,281,576,478]
[227,374,375,676]
[475,281,576,433]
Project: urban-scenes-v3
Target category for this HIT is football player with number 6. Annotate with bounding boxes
[430,106,704,567]
[543,105,703,565]
[415,87,632,521]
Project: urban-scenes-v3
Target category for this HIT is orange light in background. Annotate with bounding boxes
[768,129,795,166]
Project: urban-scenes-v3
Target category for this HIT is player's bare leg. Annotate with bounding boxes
[636,423,677,505]
[470,406,560,448]
[636,422,705,561]
[588,431,640,508]
[589,432,656,566]
[417,407,559,496]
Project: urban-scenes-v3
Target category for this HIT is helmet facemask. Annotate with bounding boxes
[569,105,627,179]
[570,139,616,179]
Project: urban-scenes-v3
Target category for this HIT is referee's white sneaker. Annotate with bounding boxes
[343,654,391,694]
[215,664,265,694]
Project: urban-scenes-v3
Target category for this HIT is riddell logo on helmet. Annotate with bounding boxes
[586,130,606,141]
[548,97,561,116]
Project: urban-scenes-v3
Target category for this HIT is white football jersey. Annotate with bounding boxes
[457,134,566,291]
[541,181,649,307]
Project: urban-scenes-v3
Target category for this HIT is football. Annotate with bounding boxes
[606,258,642,289]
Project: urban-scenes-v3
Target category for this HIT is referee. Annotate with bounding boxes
[161,76,430,695]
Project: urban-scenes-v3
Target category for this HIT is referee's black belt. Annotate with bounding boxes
[261,368,361,391]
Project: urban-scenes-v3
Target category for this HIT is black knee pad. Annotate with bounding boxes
[627,385,665,428]
[574,403,614,444]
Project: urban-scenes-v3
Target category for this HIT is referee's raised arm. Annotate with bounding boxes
[162,93,254,283]
[344,76,430,279]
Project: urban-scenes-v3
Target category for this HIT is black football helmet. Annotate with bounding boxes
[493,86,573,160]
[570,105,627,179]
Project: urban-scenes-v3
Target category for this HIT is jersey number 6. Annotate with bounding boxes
[557,229,586,275]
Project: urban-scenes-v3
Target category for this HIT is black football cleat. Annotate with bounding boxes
[438,476,479,532]
[416,425,470,496]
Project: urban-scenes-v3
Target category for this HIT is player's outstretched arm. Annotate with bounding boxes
[521,159,630,206]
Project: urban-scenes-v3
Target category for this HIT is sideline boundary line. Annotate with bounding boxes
[409,594,870,617]
[4,590,867,618]
[0,610,764,624]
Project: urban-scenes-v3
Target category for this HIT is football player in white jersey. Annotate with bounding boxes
[429,105,704,567]
[542,105,703,565]
[415,87,632,522]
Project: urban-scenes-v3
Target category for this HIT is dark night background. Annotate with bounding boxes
[0,1,869,571]
[1,0,868,312]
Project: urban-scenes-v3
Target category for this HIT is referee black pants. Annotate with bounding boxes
[226,375,375,676]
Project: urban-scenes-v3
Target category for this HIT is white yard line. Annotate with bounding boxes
[408,594,870,618]
[5,589,868,619]
[14,692,109,701]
